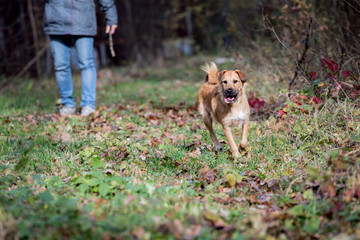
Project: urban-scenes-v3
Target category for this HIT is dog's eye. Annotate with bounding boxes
[234,80,239,84]
[223,80,227,84]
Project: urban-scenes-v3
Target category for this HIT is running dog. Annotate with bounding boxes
[197,62,250,158]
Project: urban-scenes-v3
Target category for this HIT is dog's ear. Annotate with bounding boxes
[235,70,247,83]
[204,74,209,82]
[217,70,227,81]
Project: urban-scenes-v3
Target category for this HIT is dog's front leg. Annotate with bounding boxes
[240,120,249,150]
[223,126,240,158]
[203,113,223,151]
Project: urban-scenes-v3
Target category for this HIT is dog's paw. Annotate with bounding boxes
[239,144,251,156]
[233,152,241,159]
[239,143,247,151]
[216,145,223,152]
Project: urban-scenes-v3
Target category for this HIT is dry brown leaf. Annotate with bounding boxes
[124,195,136,206]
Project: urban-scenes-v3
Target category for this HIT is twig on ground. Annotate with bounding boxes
[285,176,305,196]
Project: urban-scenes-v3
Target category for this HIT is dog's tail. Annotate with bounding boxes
[201,62,218,84]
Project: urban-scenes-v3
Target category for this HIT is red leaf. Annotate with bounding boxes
[290,95,298,102]
[327,73,336,81]
[350,90,360,99]
[310,96,323,105]
[342,70,351,79]
[299,95,309,100]
[278,110,286,116]
[248,91,265,112]
[355,186,360,198]
[309,71,317,79]
[290,95,301,106]
[321,57,339,73]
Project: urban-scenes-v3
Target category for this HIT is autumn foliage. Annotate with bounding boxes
[1,0,360,239]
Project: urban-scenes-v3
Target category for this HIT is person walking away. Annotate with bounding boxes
[44,0,118,116]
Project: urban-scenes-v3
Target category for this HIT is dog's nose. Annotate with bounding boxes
[225,89,235,95]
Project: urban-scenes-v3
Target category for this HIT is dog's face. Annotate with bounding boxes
[217,70,247,104]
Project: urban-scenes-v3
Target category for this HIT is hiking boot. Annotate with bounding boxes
[59,106,76,116]
[81,106,95,116]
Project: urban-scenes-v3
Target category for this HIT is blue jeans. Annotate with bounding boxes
[50,35,97,109]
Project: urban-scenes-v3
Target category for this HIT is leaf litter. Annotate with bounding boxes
[1,73,360,239]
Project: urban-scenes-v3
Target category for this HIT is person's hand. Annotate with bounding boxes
[106,25,117,35]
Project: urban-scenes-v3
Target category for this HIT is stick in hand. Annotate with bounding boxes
[106,25,117,58]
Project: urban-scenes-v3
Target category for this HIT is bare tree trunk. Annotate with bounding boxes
[99,43,108,67]
[27,0,41,77]
[123,0,143,66]
[0,18,5,55]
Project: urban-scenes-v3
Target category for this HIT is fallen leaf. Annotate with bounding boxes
[124,195,136,206]
[203,210,226,229]
[226,174,236,187]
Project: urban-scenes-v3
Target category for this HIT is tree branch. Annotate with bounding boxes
[109,33,115,57]
[263,16,312,91]
[27,0,41,77]
[14,42,49,79]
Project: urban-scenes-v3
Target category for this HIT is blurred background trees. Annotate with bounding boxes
[0,0,359,83]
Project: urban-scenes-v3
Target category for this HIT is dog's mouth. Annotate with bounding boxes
[224,93,238,104]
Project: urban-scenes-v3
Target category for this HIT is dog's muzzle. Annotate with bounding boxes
[224,89,238,104]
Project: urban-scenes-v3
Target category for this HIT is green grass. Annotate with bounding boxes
[1,57,360,239]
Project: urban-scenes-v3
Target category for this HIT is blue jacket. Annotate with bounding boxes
[44,0,118,36]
